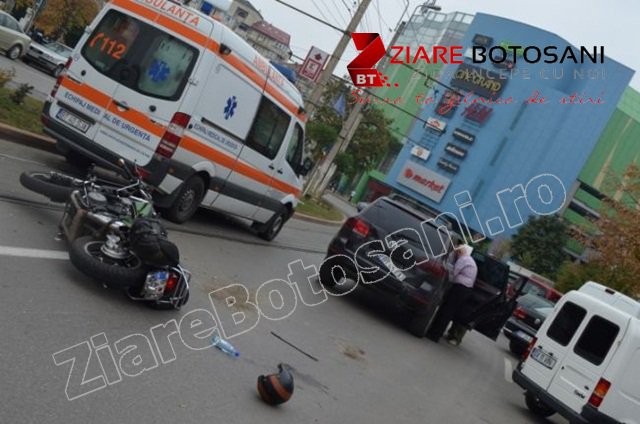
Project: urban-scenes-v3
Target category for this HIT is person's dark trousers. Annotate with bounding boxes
[427,284,473,342]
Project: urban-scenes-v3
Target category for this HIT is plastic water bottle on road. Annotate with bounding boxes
[212,335,240,358]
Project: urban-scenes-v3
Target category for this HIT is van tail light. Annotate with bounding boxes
[50,57,73,98]
[345,217,370,238]
[588,378,611,408]
[522,336,537,361]
[155,112,191,159]
[513,306,528,320]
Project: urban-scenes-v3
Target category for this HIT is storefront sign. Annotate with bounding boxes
[397,162,451,203]
[463,104,493,125]
[452,128,476,144]
[410,146,431,160]
[450,63,507,99]
[437,158,460,174]
[425,116,447,133]
[445,143,467,159]
[435,90,461,118]
[473,34,493,47]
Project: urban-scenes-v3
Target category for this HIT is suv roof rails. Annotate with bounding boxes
[384,193,454,231]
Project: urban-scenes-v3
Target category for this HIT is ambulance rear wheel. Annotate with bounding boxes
[165,176,205,224]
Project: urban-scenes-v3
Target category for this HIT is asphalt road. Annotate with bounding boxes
[1,53,56,101]
[0,138,566,424]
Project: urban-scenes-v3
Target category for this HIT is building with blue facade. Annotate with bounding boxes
[384,13,634,241]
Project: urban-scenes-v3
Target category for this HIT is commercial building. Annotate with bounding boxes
[562,87,640,256]
[355,12,633,242]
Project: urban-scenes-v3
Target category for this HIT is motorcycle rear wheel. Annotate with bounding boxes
[20,171,80,203]
[69,236,148,288]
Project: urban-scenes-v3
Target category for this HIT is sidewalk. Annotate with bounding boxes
[323,192,357,218]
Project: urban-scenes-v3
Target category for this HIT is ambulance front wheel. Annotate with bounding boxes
[256,206,290,241]
[165,176,205,224]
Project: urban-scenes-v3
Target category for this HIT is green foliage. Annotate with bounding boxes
[306,121,338,161]
[0,87,45,134]
[0,67,15,89]
[556,260,636,295]
[511,215,569,279]
[10,83,34,105]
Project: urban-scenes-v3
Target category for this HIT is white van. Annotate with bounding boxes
[41,0,311,240]
[513,281,640,424]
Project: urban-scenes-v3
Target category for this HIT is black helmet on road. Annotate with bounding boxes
[257,363,294,405]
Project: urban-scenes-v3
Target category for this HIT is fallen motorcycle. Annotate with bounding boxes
[20,162,190,309]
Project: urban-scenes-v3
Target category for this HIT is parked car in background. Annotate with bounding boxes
[507,275,562,303]
[0,11,31,60]
[503,293,555,356]
[24,41,73,77]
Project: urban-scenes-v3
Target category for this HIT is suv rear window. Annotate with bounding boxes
[574,316,619,365]
[546,301,586,346]
[361,199,451,257]
[82,10,198,100]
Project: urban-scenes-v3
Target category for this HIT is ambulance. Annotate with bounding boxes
[513,282,640,423]
[41,0,311,240]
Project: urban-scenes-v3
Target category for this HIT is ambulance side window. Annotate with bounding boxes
[546,302,586,346]
[246,97,290,160]
[286,124,303,170]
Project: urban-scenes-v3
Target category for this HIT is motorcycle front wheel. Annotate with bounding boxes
[20,171,80,203]
[69,236,148,288]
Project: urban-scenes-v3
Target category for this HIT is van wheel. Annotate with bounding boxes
[525,391,555,418]
[7,45,22,60]
[165,176,205,224]
[256,207,289,241]
[509,340,526,357]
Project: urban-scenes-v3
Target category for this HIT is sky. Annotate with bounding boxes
[248,0,640,90]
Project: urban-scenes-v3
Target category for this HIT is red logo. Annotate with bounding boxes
[404,168,414,178]
[348,33,386,87]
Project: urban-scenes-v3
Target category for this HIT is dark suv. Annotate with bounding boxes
[320,195,520,339]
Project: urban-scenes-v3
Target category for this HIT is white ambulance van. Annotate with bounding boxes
[513,281,640,424]
[41,0,311,240]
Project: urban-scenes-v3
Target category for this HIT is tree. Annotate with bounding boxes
[561,164,640,295]
[33,0,98,41]
[511,215,569,279]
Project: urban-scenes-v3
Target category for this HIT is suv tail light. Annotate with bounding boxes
[513,306,528,320]
[345,217,370,238]
[50,57,73,98]
[155,112,191,159]
[588,378,611,408]
[418,260,446,279]
[522,336,537,361]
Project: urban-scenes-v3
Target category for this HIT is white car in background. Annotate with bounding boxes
[0,11,30,60]
[24,41,73,77]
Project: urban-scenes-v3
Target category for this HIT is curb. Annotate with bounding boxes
[293,211,345,226]
[0,123,57,154]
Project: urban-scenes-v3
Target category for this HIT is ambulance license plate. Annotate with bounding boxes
[531,346,557,369]
[57,108,90,133]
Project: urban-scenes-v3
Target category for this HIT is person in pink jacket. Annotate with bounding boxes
[426,244,478,343]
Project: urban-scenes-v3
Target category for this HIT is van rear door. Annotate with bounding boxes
[81,7,206,166]
[546,301,629,414]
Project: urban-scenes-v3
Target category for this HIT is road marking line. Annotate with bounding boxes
[0,245,68,260]
[504,357,514,383]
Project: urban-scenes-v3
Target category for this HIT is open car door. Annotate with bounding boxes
[456,254,526,340]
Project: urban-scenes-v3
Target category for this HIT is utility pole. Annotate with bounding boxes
[304,0,372,116]
[305,21,407,198]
